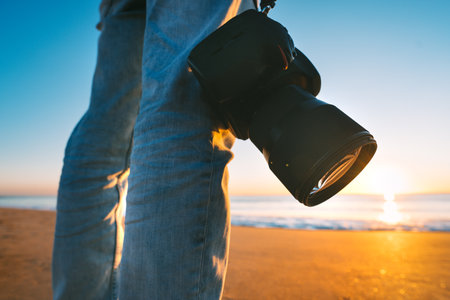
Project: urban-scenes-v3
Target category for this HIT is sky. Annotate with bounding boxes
[0,0,449,196]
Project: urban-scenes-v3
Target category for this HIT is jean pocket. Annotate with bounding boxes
[96,0,113,30]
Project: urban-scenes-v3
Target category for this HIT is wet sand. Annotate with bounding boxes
[0,208,449,299]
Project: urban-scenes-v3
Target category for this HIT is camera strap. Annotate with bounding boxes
[260,0,277,14]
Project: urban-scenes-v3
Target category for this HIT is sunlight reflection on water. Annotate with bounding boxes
[378,194,403,225]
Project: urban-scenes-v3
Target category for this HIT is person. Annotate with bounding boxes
[52,0,256,299]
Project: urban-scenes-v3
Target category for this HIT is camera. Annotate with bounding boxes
[188,10,377,206]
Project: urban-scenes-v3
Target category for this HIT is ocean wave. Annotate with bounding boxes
[231,215,450,232]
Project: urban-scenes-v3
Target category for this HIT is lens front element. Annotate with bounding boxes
[311,147,361,195]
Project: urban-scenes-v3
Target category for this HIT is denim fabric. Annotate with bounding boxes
[52,0,254,299]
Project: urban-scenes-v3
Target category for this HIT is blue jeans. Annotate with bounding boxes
[52,0,254,299]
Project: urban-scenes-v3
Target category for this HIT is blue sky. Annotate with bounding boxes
[1,0,449,195]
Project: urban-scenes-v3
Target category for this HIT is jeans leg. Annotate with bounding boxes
[119,1,254,299]
[52,1,145,299]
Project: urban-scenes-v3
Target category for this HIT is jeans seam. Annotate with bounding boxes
[195,135,215,299]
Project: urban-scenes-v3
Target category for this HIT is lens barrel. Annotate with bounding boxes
[249,85,376,206]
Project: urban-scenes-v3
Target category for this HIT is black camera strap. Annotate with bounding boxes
[260,0,277,15]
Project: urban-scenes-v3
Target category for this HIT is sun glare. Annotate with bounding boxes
[341,163,411,195]
[374,166,408,195]
[355,164,410,195]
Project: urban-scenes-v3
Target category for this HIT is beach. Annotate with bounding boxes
[0,208,449,299]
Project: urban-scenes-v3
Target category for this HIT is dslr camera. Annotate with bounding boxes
[188,8,377,206]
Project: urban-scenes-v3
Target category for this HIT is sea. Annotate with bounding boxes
[0,194,449,232]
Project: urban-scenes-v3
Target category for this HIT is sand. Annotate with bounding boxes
[0,208,449,299]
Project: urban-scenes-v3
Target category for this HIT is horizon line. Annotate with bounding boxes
[1,192,450,198]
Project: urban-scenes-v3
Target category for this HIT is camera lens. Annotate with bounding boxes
[249,85,377,206]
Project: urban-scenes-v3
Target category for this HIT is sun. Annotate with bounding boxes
[340,163,410,195]
[368,165,409,196]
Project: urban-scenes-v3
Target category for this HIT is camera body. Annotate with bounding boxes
[189,10,294,138]
[188,10,377,206]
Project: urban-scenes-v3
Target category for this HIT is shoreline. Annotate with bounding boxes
[1,208,449,299]
[2,193,450,232]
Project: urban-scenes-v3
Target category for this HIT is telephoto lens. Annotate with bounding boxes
[188,9,377,206]
[249,84,377,206]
